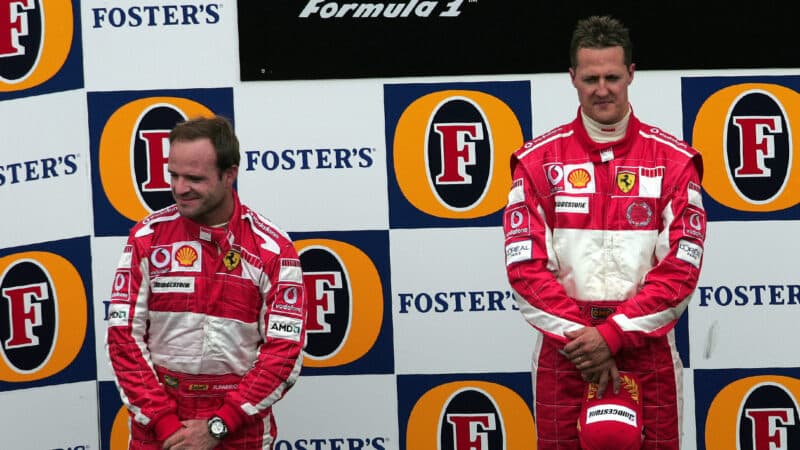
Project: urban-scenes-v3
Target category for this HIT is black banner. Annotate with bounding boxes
[237,1,798,81]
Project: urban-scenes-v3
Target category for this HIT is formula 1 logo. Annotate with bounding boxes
[0,239,91,386]
[88,88,234,236]
[294,232,392,374]
[0,0,81,95]
[703,375,800,450]
[385,81,531,227]
[403,380,536,450]
[685,79,800,219]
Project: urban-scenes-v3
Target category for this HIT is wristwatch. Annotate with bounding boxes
[207,416,228,440]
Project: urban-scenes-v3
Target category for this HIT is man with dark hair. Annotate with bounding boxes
[107,115,306,449]
[503,15,706,449]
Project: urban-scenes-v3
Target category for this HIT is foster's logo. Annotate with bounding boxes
[0,0,74,92]
[704,375,800,450]
[405,380,536,450]
[89,89,234,235]
[386,82,530,226]
[690,81,800,216]
[295,238,385,370]
[0,248,88,383]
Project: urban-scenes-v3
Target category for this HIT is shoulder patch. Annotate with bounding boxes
[243,210,286,254]
[279,258,303,283]
[638,126,696,159]
[135,206,181,238]
[518,127,574,160]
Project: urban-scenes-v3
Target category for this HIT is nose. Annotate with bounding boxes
[171,176,189,196]
[596,79,610,96]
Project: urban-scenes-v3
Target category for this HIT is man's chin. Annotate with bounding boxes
[176,205,197,219]
[591,109,623,125]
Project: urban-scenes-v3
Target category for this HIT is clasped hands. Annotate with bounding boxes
[562,327,620,398]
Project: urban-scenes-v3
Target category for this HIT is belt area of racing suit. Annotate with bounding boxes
[575,299,625,326]
[155,366,243,419]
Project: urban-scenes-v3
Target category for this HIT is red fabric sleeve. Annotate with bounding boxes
[504,158,589,344]
[105,232,182,440]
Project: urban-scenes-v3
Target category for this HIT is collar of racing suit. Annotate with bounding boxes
[582,106,631,143]
[572,105,639,164]
[178,191,240,255]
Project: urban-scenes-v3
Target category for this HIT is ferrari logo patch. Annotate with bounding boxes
[616,170,637,193]
[223,249,241,271]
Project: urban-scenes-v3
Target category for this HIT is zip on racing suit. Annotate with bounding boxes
[503,110,705,449]
[106,191,306,449]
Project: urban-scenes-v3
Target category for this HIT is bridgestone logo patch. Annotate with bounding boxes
[585,404,638,426]
[152,276,195,293]
[554,195,589,214]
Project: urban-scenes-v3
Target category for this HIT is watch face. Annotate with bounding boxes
[209,417,227,438]
[210,420,225,434]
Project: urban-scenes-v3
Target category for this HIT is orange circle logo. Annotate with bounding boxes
[406,381,536,450]
[0,251,87,381]
[295,239,383,367]
[109,405,131,450]
[705,375,800,449]
[393,90,523,219]
[0,0,73,90]
[98,97,215,221]
[693,83,800,211]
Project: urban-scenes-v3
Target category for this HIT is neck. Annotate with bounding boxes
[582,107,631,143]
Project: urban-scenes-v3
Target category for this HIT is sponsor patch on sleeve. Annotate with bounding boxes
[118,245,133,269]
[274,284,304,314]
[676,239,703,268]
[682,207,706,240]
[110,270,131,300]
[504,205,531,239]
[267,314,303,342]
[505,240,532,265]
[508,178,525,205]
[107,303,130,327]
[687,181,704,208]
[279,258,303,283]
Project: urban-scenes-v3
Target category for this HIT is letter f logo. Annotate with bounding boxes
[0,0,35,57]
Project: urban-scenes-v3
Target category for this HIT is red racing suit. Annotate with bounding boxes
[503,110,705,449]
[106,192,306,449]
